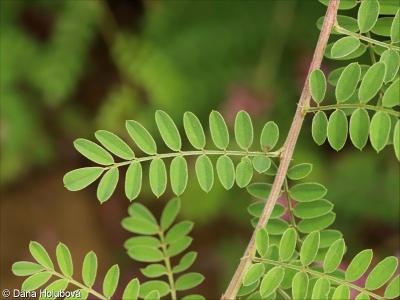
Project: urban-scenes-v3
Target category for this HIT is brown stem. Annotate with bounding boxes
[221,0,340,299]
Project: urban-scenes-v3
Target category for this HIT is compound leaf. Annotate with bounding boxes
[336,62,361,103]
[29,242,53,270]
[358,0,379,33]
[149,158,167,197]
[365,256,398,290]
[349,108,370,150]
[236,157,253,188]
[64,167,103,191]
[328,109,348,151]
[300,231,320,266]
[260,121,279,151]
[279,228,297,261]
[382,78,400,108]
[97,167,119,203]
[73,138,114,165]
[103,264,119,298]
[209,111,229,149]
[22,272,52,291]
[126,120,157,155]
[289,183,327,202]
[95,130,135,160]
[195,155,214,192]
[82,251,97,288]
[331,36,360,58]
[56,243,73,277]
[183,112,206,149]
[260,267,284,298]
[170,157,188,196]
[287,163,313,180]
[122,278,140,300]
[216,155,235,190]
[310,69,326,103]
[345,249,373,282]
[235,110,253,149]
[139,281,170,298]
[173,252,197,273]
[292,272,308,300]
[161,198,181,231]
[12,262,44,276]
[155,110,181,151]
[324,239,345,273]
[175,273,204,291]
[370,111,391,152]
[359,62,386,103]
[125,162,142,201]
[243,263,265,286]
[312,111,328,145]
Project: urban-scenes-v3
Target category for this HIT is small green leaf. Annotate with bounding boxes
[243,263,265,286]
[328,109,348,151]
[236,157,253,188]
[161,198,180,231]
[359,62,386,103]
[165,221,193,244]
[312,278,330,300]
[42,279,69,299]
[252,156,271,173]
[216,155,235,190]
[155,110,181,151]
[358,0,379,33]
[260,267,284,298]
[125,162,142,201]
[251,203,285,219]
[29,242,53,270]
[292,272,308,300]
[266,219,289,235]
[195,155,214,192]
[97,167,119,203]
[355,292,370,300]
[173,252,197,273]
[128,202,157,223]
[324,239,345,273]
[95,130,135,160]
[247,183,272,199]
[82,251,97,288]
[209,110,229,149]
[183,112,206,149]
[170,157,188,196]
[371,17,393,36]
[382,78,400,108]
[394,120,399,160]
[331,36,361,58]
[370,111,391,152]
[182,295,205,300]
[289,183,327,202]
[124,236,160,249]
[12,262,44,276]
[235,110,253,149]
[279,228,297,261]
[280,260,301,289]
[336,62,361,103]
[318,0,357,10]
[380,49,400,83]
[326,42,367,60]
[349,108,370,150]
[332,285,350,300]
[56,243,73,277]
[256,228,269,257]
[175,273,205,291]
[264,160,278,176]
[139,280,170,298]
[320,230,343,248]
[287,163,313,180]
[73,138,114,165]
[238,280,260,297]
[22,272,52,291]
[329,64,369,86]
[122,217,159,235]
[167,236,192,257]
[293,199,333,219]
[144,290,160,300]
[300,231,320,266]
[345,249,373,282]
[122,278,140,300]
[365,256,398,290]
[391,8,400,42]
[149,158,167,197]
[64,167,104,191]
[312,111,328,145]
[260,121,279,151]
[310,69,326,103]
[297,212,336,233]
[128,247,164,263]
[379,0,399,14]
[126,120,157,155]
[385,275,400,299]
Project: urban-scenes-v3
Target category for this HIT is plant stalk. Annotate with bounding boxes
[221,0,340,298]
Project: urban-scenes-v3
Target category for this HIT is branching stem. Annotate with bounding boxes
[222,0,340,298]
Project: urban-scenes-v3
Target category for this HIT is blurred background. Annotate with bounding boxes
[1,0,398,298]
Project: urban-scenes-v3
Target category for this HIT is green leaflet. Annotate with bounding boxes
[355,292,370,300]
[312,111,328,145]
[155,110,181,151]
[22,272,52,291]
[165,221,193,244]
[149,158,167,197]
[289,183,327,202]
[173,252,197,273]
[167,236,192,257]
[243,263,265,286]
[326,42,367,60]
[260,121,279,151]
[209,110,229,149]
[320,230,342,248]
[292,272,308,300]
[297,212,336,233]
[358,0,379,33]
[280,260,301,289]
[125,162,142,201]
[195,155,214,192]
[183,112,206,149]
[236,157,253,188]
[256,228,269,257]
[139,281,170,298]
[293,199,333,219]
[160,198,180,231]
[335,62,361,103]
[73,138,114,165]
[56,243,73,277]
[329,64,369,86]
[95,130,135,160]
[394,120,400,160]
[122,278,140,300]
[97,167,119,203]
[279,228,297,261]
[260,267,284,298]
[318,0,357,10]
[359,62,386,103]
[312,278,330,300]
[182,295,205,300]
[371,17,393,36]
[175,273,205,291]
[349,108,370,150]
[382,78,400,107]
[128,201,157,224]
[391,8,400,42]
[103,264,119,298]
[29,242,53,270]
[216,155,235,190]
[323,239,345,273]
[82,251,97,288]
[300,231,320,266]
[247,183,272,199]
[317,15,358,35]
[170,156,188,196]
[252,156,271,173]
[370,111,391,152]
[332,285,350,300]
[126,120,157,155]
[12,262,44,276]
[145,290,160,300]
[235,110,253,150]
[44,279,69,296]
[380,49,400,83]
[287,163,313,180]
[128,246,164,263]
[238,280,260,297]
[122,217,159,235]
[365,256,398,290]
[331,36,361,58]
[265,219,289,235]
[379,0,399,14]
[124,236,160,249]
[385,275,400,299]
[64,167,104,192]
[309,69,326,103]
[328,109,348,151]
[248,203,285,218]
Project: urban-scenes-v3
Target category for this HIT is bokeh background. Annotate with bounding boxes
[1,0,398,298]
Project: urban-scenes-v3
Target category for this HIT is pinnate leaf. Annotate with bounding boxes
[82,251,97,288]
[279,228,297,261]
[125,162,142,201]
[182,295,205,300]
[183,112,206,149]
[243,263,265,286]
[155,110,181,151]
[216,155,235,190]
[260,267,284,298]
[74,138,114,165]
[209,111,229,149]
[289,183,327,202]
[349,108,370,150]
[331,36,360,58]
[176,273,204,291]
[126,120,157,155]
[12,262,44,276]
[170,157,188,196]
[22,272,52,291]
[328,109,348,151]
[149,158,167,197]
[260,121,279,151]
[312,111,328,145]
[95,130,135,160]
[310,69,326,103]
[365,256,398,290]
[335,62,361,103]
[345,249,373,282]
[64,167,103,191]
[123,278,140,300]
[236,157,253,188]
[300,231,320,266]
[358,0,379,33]
[56,243,73,277]
[161,198,180,231]
[195,155,214,192]
[370,111,391,152]
[359,62,386,103]
[323,239,345,273]
[382,78,400,108]
[235,110,253,149]
[29,242,53,270]
[97,167,119,203]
